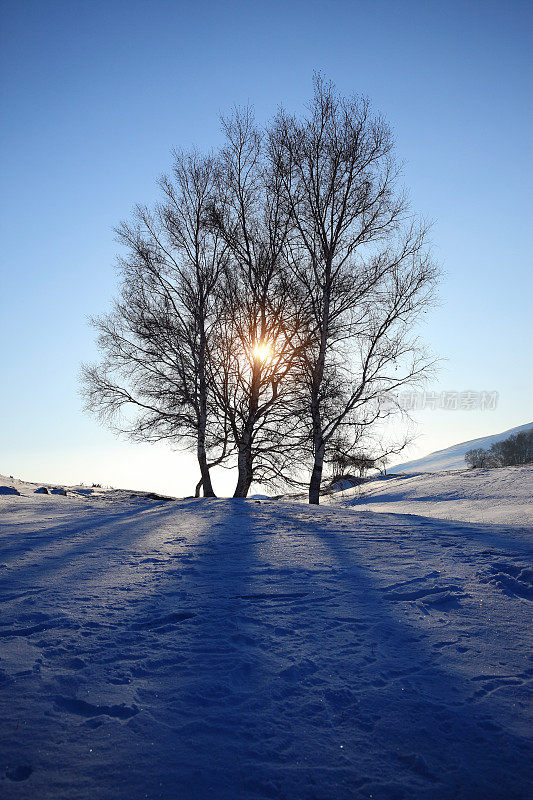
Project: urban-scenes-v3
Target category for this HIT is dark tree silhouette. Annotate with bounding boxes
[209,109,307,496]
[83,77,437,502]
[269,76,438,503]
[466,429,533,469]
[82,152,230,496]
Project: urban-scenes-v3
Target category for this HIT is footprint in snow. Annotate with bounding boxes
[234,591,308,602]
[386,584,466,607]
[383,572,440,592]
[323,687,359,712]
[396,752,436,781]
[130,611,195,630]
[470,674,525,699]
[0,615,77,639]
[54,696,139,719]
[279,659,318,682]
[478,561,533,600]
[5,764,33,782]
[63,656,86,670]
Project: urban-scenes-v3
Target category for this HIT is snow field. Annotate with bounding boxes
[330,464,533,526]
[0,489,532,799]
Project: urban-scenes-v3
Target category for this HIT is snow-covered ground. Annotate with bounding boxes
[389,421,533,473]
[0,476,532,799]
[330,465,533,525]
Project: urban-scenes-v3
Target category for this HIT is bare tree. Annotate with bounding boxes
[466,430,533,469]
[270,76,438,503]
[209,109,307,497]
[327,426,414,485]
[83,78,438,502]
[82,151,230,496]
[465,448,495,469]
[490,430,533,466]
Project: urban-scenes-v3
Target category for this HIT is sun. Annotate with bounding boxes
[252,341,273,362]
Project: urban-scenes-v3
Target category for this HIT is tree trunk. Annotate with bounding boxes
[307,268,330,505]
[309,443,325,504]
[194,478,203,498]
[233,359,260,499]
[233,441,253,498]
[196,306,216,498]
[197,408,215,497]
[308,368,326,505]
[197,439,215,497]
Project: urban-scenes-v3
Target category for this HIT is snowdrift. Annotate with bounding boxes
[329,464,533,525]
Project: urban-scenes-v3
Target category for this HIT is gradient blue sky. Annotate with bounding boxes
[1,0,532,495]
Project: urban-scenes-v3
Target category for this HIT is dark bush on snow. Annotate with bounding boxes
[465,429,533,469]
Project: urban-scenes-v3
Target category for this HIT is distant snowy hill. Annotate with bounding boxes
[389,421,533,473]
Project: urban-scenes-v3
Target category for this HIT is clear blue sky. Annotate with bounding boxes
[1,0,531,495]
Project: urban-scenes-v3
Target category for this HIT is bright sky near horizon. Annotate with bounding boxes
[1,0,532,497]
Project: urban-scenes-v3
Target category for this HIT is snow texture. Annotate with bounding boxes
[389,421,533,473]
[0,473,532,799]
[331,465,533,525]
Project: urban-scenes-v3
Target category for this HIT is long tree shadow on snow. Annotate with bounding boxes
[2,499,532,800]
[263,503,533,799]
[98,500,533,799]
[0,499,266,799]
[0,498,196,590]
[98,498,280,799]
